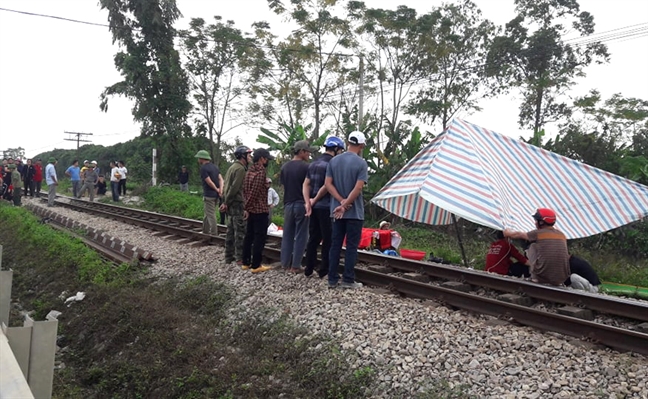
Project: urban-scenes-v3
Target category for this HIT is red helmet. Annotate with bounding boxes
[533,208,556,225]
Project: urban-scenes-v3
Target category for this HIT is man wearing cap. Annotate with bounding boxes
[325,131,368,289]
[241,148,275,273]
[303,136,346,278]
[66,160,81,197]
[178,165,189,192]
[504,208,570,286]
[45,157,58,206]
[78,162,98,202]
[8,164,22,206]
[195,150,224,235]
[221,146,253,265]
[280,140,317,273]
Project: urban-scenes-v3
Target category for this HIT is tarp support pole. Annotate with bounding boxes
[452,214,469,268]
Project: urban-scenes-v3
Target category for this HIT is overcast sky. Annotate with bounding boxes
[0,0,646,159]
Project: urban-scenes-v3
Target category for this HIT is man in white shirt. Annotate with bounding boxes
[45,157,58,207]
[110,161,120,202]
[267,178,279,226]
[117,161,128,196]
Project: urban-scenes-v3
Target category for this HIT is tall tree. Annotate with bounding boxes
[486,0,609,137]
[99,0,191,180]
[406,0,496,130]
[267,0,356,140]
[179,17,268,165]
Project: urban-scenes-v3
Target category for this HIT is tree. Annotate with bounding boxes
[98,0,192,181]
[179,17,268,165]
[486,0,609,137]
[406,0,496,130]
[2,147,25,160]
[266,0,356,140]
[544,90,648,184]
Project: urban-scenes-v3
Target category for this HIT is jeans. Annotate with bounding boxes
[280,201,309,269]
[202,197,218,235]
[180,183,188,191]
[72,180,81,197]
[119,179,127,195]
[328,218,363,285]
[111,181,120,201]
[242,212,269,269]
[305,207,332,277]
[47,184,57,206]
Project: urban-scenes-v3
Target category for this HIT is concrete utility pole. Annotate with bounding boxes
[358,55,364,131]
[64,131,93,151]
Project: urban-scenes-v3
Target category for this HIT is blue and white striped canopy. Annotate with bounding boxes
[371,119,648,239]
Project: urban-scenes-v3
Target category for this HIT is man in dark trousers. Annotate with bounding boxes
[280,140,317,273]
[23,159,36,197]
[178,165,189,191]
[326,131,369,289]
[221,146,253,265]
[241,148,275,274]
[195,150,224,235]
[303,136,346,278]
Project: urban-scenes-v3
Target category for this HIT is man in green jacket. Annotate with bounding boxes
[9,164,22,206]
[220,146,252,265]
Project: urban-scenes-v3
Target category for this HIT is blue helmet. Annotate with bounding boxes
[324,136,345,150]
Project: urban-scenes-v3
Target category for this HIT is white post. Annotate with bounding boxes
[152,148,157,187]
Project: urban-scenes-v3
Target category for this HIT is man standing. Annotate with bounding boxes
[195,150,224,235]
[118,161,128,196]
[78,163,98,202]
[109,161,120,202]
[326,131,368,289]
[65,160,81,197]
[23,159,35,197]
[8,164,22,206]
[178,165,189,191]
[220,146,252,265]
[504,208,570,286]
[33,159,43,197]
[303,136,345,278]
[45,157,58,207]
[241,148,275,273]
[280,140,317,273]
[267,178,279,225]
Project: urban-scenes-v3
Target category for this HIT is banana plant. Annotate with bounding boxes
[257,122,327,164]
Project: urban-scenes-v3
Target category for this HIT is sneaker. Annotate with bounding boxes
[328,281,338,289]
[340,281,363,289]
[251,265,271,273]
[241,265,251,271]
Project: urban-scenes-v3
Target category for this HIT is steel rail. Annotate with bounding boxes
[355,269,648,356]
[36,198,648,354]
[355,251,648,322]
[50,198,648,323]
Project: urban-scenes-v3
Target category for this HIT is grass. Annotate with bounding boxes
[0,203,378,398]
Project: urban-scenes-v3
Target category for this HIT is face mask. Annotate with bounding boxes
[263,161,269,169]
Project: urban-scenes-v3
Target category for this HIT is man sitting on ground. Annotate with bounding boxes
[503,208,570,286]
[485,231,531,277]
[566,255,602,293]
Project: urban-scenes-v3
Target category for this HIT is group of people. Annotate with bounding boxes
[62,159,127,202]
[197,131,369,289]
[1,157,44,206]
[486,208,601,292]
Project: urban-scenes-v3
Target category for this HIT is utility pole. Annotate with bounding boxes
[63,131,93,151]
[358,54,364,131]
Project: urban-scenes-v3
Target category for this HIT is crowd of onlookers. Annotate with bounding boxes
[1,157,128,206]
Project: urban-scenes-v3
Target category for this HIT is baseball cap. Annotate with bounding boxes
[294,140,317,153]
[254,148,275,160]
[348,131,366,145]
[91,160,97,164]
[7,164,16,169]
[379,221,391,229]
[84,160,89,164]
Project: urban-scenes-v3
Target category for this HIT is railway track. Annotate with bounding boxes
[36,196,648,355]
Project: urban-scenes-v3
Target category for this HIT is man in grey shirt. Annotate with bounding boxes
[325,131,368,289]
[78,163,99,202]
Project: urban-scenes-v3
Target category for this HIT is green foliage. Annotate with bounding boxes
[141,186,206,220]
[257,122,327,164]
[486,0,609,136]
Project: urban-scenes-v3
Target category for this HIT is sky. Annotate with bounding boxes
[0,0,647,159]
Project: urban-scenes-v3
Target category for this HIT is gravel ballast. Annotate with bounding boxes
[28,198,648,398]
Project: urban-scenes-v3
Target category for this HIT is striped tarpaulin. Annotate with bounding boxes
[371,119,648,239]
